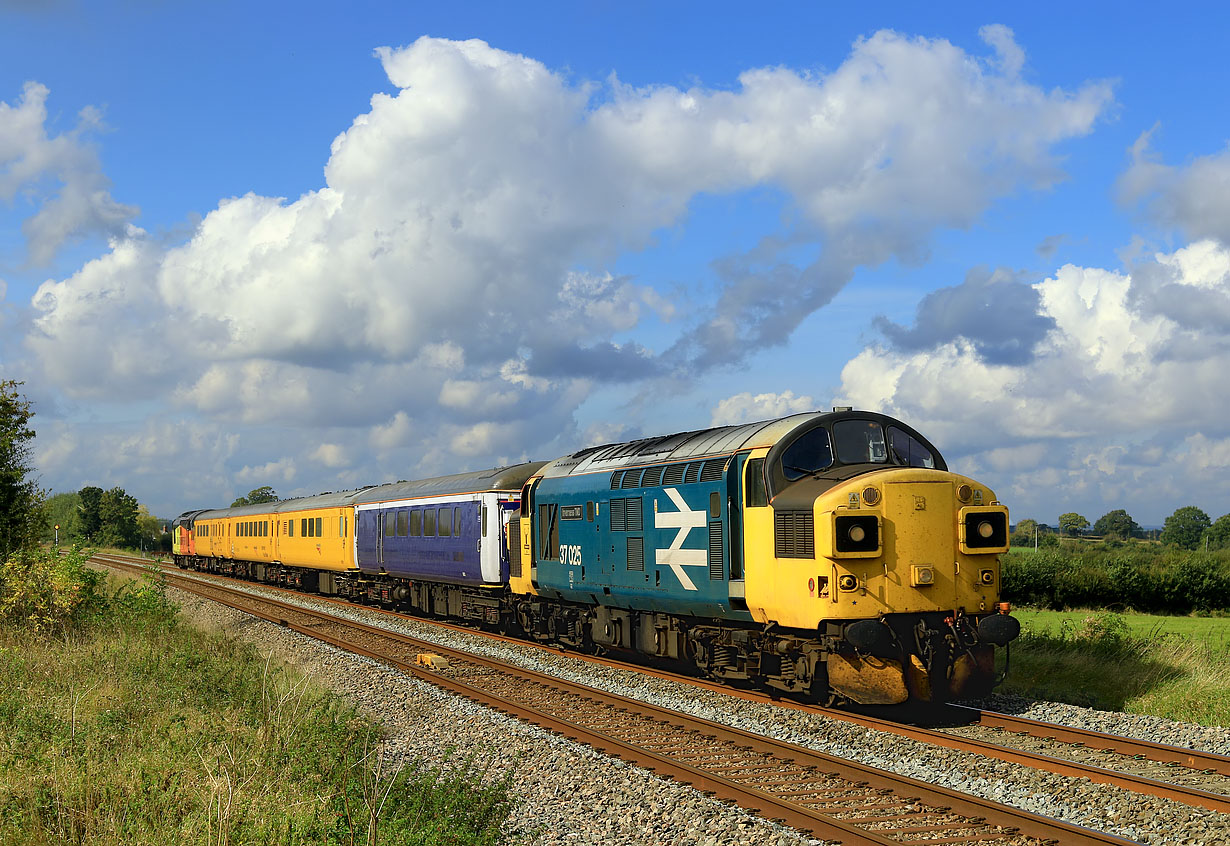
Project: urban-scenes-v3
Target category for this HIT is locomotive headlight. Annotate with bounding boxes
[956,484,973,503]
[912,565,935,586]
[832,514,881,557]
[959,507,1009,553]
[838,574,858,591]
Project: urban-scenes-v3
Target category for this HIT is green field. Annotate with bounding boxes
[1001,607,1230,726]
[1013,607,1230,644]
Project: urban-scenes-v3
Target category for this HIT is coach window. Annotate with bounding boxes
[384,514,395,537]
[396,511,408,536]
[315,517,322,537]
[481,505,488,537]
[409,510,421,536]
[288,520,294,537]
[453,506,461,536]
[438,508,451,537]
[423,508,435,536]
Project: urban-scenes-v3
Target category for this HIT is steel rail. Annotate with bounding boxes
[102,556,1142,846]
[944,703,1230,776]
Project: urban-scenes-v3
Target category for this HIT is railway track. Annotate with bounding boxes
[98,554,1156,845]
[108,555,1230,812]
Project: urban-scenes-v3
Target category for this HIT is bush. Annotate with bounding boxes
[0,546,106,635]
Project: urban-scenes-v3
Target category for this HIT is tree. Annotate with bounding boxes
[43,491,83,544]
[1010,518,1039,547]
[1205,514,1230,551]
[1093,509,1140,539]
[0,380,44,560]
[1161,506,1211,550]
[1058,512,1090,537]
[97,487,140,549]
[231,485,278,507]
[78,485,104,541]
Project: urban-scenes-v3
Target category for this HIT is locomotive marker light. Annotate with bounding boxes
[911,565,935,586]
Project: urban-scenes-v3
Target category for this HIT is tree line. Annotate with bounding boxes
[1012,506,1230,551]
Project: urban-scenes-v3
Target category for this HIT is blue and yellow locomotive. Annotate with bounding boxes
[174,408,1019,705]
[509,409,1018,704]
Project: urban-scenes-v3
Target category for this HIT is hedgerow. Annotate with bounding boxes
[1002,547,1230,612]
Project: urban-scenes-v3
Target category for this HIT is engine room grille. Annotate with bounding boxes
[608,497,642,532]
[627,536,644,571]
[775,510,815,558]
[620,469,643,489]
[708,522,724,581]
[700,458,728,482]
[663,463,686,486]
[509,517,522,577]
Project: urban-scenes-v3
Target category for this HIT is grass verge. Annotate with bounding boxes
[0,547,513,845]
[1001,608,1230,727]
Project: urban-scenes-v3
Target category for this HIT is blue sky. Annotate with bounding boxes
[4,1,1230,527]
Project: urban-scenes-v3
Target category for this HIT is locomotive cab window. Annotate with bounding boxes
[780,428,833,481]
[833,420,888,465]
[888,426,935,468]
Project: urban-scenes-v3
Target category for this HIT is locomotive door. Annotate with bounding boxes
[727,454,746,583]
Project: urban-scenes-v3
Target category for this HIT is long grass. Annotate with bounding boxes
[0,548,513,845]
[1001,609,1230,726]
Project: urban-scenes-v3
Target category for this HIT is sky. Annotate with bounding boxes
[3,1,1230,527]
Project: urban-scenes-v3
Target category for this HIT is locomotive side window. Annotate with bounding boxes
[745,458,768,507]
[888,426,935,468]
[538,503,560,560]
[780,428,833,481]
[833,420,888,465]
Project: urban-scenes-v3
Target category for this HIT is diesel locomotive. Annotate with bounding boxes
[173,408,1020,705]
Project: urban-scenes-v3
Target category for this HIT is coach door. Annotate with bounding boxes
[377,512,386,567]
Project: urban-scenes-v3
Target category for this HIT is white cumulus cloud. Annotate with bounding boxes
[838,240,1230,522]
[15,31,1113,508]
[711,390,816,426]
